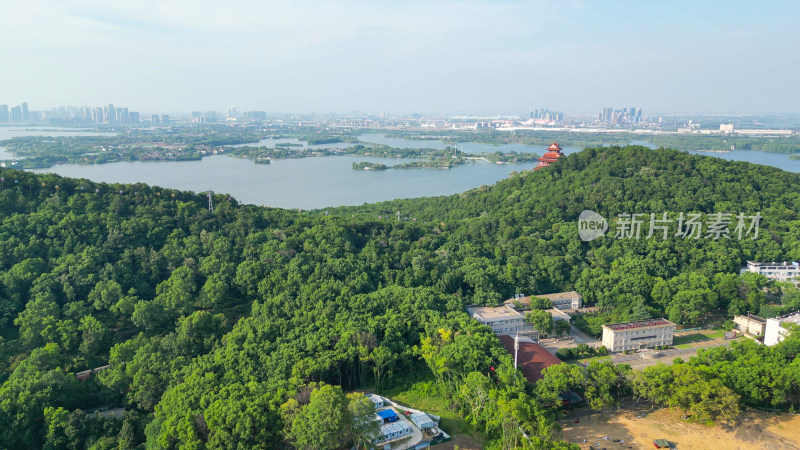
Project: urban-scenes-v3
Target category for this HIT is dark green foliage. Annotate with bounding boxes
[1,145,799,447]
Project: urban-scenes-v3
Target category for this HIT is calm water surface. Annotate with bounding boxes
[33,155,534,209]
[17,132,800,209]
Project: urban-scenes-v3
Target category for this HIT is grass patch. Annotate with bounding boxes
[576,355,612,365]
[380,362,485,444]
[673,333,712,346]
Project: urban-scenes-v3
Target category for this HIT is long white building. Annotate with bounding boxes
[744,261,800,283]
[602,319,676,353]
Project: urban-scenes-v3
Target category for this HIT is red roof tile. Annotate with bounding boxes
[498,335,562,383]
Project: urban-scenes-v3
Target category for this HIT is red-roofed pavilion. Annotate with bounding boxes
[534,142,564,170]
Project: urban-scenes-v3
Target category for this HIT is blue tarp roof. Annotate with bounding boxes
[377,409,398,419]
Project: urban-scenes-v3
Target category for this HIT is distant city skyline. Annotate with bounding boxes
[2,1,799,115]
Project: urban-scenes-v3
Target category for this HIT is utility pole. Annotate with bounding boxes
[514,333,519,370]
[206,190,214,213]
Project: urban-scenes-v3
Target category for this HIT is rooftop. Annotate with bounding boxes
[533,291,581,301]
[467,305,524,321]
[747,261,800,268]
[603,318,675,331]
[498,335,562,383]
[775,311,800,325]
[377,409,398,419]
[380,422,410,434]
[504,291,581,307]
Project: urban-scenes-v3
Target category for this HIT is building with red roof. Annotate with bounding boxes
[498,335,561,383]
[534,142,564,170]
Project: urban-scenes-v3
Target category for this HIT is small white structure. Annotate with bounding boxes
[602,319,675,353]
[368,394,384,409]
[764,312,800,346]
[410,412,436,430]
[466,305,526,336]
[744,261,800,284]
[374,421,411,443]
[733,314,767,336]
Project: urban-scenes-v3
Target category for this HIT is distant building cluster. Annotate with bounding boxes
[530,108,563,122]
[0,102,140,125]
[598,106,643,124]
[151,114,170,125]
[0,102,30,123]
[191,111,218,123]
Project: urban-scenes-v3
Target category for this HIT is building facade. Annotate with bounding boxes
[733,314,767,336]
[764,312,800,346]
[601,319,676,353]
[536,291,583,309]
[374,422,411,443]
[466,305,527,336]
[504,291,582,311]
[744,261,800,283]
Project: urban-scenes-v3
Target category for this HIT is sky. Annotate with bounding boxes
[1,0,798,115]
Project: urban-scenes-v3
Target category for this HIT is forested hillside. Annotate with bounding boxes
[1,146,799,448]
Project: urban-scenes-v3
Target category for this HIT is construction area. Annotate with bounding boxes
[561,408,800,449]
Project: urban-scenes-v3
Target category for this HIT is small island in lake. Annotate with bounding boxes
[352,161,388,170]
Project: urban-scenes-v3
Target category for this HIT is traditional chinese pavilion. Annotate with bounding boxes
[534,142,564,170]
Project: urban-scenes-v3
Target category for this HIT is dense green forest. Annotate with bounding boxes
[1,146,800,448]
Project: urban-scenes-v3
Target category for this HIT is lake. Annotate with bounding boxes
[15,132,800,210]
[32,155,533,210]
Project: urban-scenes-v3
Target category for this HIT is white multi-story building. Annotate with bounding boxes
[467,305,527,336]
[602,319,676,353]
[744,261,800,283]
[764,312,800,346]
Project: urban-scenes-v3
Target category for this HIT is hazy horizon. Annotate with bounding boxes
[2,1,799,115]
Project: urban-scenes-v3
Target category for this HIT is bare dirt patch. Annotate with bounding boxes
[439,433,482,450]
[561,408,800,449]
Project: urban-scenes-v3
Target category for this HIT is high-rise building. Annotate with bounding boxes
[10,105,23,123]
[0,105,8,122]
[21,102,29,122]
[128,112,139,123]
[106,104,116,123]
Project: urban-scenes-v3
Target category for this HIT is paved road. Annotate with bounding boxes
[611,338,734,371]
[570,325,600,346]
[392,412,423,450]
[540,326,600,355]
